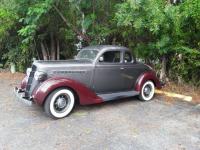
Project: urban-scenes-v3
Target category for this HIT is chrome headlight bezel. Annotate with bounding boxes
[34,71,47,81]
[26,68,32,76]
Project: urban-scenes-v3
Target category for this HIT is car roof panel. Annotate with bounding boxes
[82,45,129,52]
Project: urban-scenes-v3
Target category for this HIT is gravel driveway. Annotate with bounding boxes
[0,79,200,150]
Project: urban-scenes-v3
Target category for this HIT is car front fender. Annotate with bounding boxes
[20,75,28,89]
[135,71,162,92]
[32,77,103,105]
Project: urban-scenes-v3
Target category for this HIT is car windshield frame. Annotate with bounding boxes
[76,49,99,61]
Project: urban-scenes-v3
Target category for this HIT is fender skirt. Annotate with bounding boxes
[135,71,162,92]
[32,77,103,105]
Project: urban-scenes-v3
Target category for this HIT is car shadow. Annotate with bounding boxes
[72,94,163,113]
[26,95,160,119]
[73,96,140,111]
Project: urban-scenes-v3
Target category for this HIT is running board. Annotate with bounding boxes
[97,91,139,101]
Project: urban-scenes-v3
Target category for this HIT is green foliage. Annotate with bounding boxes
[0,9,15,39]
[115,0,180,56]
[0,0,17,34]
[169,49,200,86]
[115,0,200,86]
[18,0,54,43]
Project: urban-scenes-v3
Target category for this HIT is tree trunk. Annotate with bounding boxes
[44,41,50,60]
[160,55,167,82]
[81,11,86,34]
[34,38,40,60]
[50,33,56,60]
[92,0,95,32]
[112,37,116,45]
[105,0,109,20]
[145,58,151,66]
[41,42,48,60]
[56,38,60,60]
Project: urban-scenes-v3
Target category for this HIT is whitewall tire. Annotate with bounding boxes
[139,80,155,101]
[44,88,75,119]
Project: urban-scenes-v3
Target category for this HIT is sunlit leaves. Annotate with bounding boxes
[114,0,193,55]
[18,0,54,43]
[0,8,17,40]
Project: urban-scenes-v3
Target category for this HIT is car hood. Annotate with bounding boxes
[33,59,93,72]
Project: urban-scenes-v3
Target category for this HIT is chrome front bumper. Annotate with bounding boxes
[14,87,33,106]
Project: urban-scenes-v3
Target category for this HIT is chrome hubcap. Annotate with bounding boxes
[56,97,67,109]
[54,94,69,112]
[143,85,152,97]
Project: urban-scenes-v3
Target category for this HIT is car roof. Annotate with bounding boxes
[81,45,129,52]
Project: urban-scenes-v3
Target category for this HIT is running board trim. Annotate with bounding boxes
[97,91,139,101]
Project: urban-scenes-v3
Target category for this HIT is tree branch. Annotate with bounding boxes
[53,5,91,43]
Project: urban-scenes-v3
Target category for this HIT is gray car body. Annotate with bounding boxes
[28,45,150,98]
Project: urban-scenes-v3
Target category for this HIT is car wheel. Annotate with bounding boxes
[139,80,155,101]
[44,88,75,119]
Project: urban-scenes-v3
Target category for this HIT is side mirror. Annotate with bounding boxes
[99,56,104,62]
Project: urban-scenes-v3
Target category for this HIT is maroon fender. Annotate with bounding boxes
[135,71,162,92]
[20,75,28,89]
[32,77,103,105]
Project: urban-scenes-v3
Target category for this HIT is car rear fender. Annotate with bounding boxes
[32,77,103,105]
[135,71,162,92]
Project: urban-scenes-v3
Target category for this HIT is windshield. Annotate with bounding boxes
[76,49,98,61]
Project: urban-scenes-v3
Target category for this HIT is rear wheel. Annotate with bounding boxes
[44,88,75,119]
[139,80,155,101]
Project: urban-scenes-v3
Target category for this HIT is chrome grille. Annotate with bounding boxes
[25,65,37,97]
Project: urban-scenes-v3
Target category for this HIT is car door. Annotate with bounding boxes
[93,50,124,93]
[122,51,142,90]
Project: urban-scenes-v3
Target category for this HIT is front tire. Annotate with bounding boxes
[44,88,75,119]
[139,80,155,101]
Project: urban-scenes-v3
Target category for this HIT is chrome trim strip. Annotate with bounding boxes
[14,87,33,106]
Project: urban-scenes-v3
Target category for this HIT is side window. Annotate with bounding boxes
[99,51,121,63]
[124,51,133,63]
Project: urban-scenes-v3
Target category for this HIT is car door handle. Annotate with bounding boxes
[120,67,124,70]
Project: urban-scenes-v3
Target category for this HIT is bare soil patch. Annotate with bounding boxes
[0,72,24,80]
[160,81,200,104]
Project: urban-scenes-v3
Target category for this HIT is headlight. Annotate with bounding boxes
[34,71,47,81]
[26,68,32,76]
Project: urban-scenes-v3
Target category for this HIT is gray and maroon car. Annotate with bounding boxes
[14,45,161,119]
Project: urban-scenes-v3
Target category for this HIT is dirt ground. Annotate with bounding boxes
[0,73,200,150]
[161,82,200,104]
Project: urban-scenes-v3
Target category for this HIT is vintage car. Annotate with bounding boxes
[14,45,161,119]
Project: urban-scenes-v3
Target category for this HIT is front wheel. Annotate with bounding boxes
[44,88,75,119]
[139,80,155,101]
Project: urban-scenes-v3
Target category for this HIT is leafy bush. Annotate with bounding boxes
[169,49,200,86]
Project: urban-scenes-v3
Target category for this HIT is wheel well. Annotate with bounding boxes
[149,79,156,87]
[42,86,80,106]
[139,79,156,92]
[140,79,156,88]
